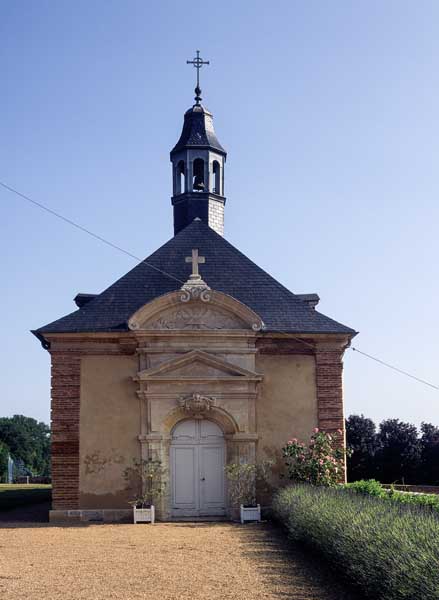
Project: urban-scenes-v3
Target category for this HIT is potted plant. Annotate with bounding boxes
[124,458,166,524]
[225,461,273,523]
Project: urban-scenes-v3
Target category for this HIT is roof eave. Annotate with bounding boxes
[30,329,50,350]
[170,144,227,157]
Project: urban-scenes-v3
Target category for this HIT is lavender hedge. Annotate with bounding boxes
[273,484,439,600]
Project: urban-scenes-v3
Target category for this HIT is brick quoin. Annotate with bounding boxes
[50,352,81,510]
[315,348,346,481]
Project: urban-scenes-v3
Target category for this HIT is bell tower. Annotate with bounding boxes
[170,51,227,236]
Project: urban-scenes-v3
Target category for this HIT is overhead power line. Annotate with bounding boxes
[0,180,184,286]
[282,334,438,390]
[2,179,438,391]
[351,347,439,390]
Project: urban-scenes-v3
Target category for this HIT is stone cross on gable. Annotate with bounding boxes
[180,248,211,300]
[185,249,205,280]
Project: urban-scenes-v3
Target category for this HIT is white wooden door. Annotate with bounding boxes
[171,419,225,517]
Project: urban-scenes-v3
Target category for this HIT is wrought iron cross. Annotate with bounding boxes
[187,50,209,88]
[187,50,209,104]
[185,248,205,278]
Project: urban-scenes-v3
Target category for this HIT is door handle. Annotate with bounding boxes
[200,477,206,481]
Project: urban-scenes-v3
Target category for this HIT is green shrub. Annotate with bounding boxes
[273,484,439,600]
[344,478,386,497]
[343,479,439,512]
[387,487,439,512]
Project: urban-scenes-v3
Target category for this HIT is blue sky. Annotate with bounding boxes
[1,1,438,428]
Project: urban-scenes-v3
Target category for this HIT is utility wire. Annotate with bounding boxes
[2,179,438,391]
[273,332,438,391]
[0,180,185,286]
[351,347,439,390]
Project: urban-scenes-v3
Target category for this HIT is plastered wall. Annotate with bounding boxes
[79,355,140,508]
[255,355,318,468]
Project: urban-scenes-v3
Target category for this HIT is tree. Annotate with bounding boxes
[0,415,50,476]
[0,441,9,483]
[375,419,421,484]
[419,423,439,485]
[346,414,378,482]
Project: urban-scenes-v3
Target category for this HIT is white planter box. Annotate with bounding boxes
[240,504,261,523]
[133,505,155,524]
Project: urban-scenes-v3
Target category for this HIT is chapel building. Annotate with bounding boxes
[33,67,356,522]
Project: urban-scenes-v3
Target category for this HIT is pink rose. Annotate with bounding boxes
[313,428,319,433]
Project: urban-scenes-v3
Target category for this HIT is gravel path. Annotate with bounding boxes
[0,520,361,600]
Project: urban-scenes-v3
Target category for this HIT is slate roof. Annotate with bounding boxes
[170,105,226,156]
[33,219,356,338]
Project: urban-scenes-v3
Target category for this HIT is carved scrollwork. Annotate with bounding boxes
[179,289,191,303]
[179,286,212,303]
[128,319,140,330]
[178,393,215,417]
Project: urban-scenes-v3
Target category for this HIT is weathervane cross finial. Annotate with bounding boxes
[186,50,210,105]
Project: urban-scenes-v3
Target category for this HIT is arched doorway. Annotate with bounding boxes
[170,419,226,518]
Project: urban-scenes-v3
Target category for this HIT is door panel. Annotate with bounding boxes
[171,446,198,511]
[171,419,225,517]
[200,420,223,441]
[173,419,197,441]
[200,445,225,515]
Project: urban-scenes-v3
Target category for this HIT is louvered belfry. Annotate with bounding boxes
[170,101,227,236]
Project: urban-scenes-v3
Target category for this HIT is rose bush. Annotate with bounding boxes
[282,428,348,486]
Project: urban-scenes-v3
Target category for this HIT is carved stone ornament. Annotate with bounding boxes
[180,248,211,303]
[178,393,215,417]
[127,272,265,331]
[149,306,243,330]
[179,285,211,303]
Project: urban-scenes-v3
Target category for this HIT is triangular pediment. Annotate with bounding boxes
[136,350,262,381]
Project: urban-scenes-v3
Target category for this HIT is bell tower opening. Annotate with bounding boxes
[176,160,185,195]
[212,160,221,194]
[192,159,205,192]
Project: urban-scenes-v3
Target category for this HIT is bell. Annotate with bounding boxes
[193,175,205,191]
